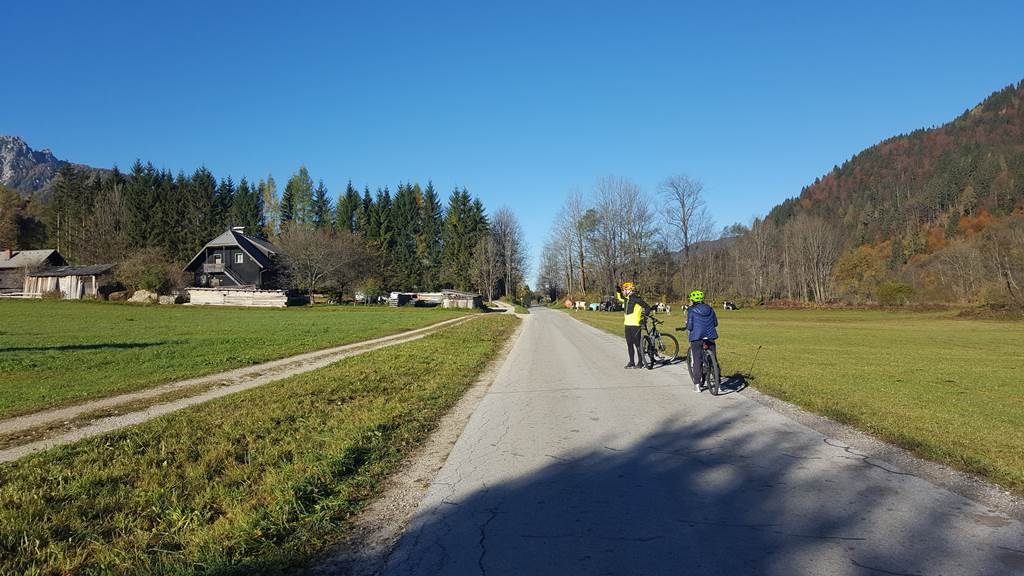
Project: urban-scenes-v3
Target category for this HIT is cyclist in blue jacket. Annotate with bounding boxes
[685,290,718,392]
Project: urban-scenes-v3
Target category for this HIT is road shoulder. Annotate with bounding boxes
[309,313,529,576]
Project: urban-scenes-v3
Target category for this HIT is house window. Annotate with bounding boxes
[234,253,244,264]
[214,254,223,264]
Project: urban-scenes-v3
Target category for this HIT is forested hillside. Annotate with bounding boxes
[760,80,1024,305]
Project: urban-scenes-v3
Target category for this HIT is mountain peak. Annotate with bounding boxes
[0,135,71,197]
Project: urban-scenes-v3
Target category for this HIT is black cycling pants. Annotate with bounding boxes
[688,340,716,385]
[625,325,642,365]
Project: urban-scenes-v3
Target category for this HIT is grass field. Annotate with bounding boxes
[0,313,518,576]
[0,300,471,419]
[565,308,1024,494]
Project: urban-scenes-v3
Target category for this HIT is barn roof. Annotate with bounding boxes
[0,249,64,270]
[27,264,115,277]
[184,229,280,271]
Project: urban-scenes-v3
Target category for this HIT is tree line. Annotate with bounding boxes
[2,161,528,299]
[540,172,1024,308]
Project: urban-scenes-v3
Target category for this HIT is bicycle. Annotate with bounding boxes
[697,338,721,395]
[640,313,680,369]
[675,330,723,395]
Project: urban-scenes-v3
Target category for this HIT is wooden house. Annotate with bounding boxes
[0,249,67,294]
[184,227,281,289]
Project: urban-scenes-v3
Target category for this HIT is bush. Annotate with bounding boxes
[116,249,185,295]
[877,282,915,306]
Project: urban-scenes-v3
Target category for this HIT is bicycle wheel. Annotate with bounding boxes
[706,349,721,396]
[643,336,657,370]
[655,333,679,361]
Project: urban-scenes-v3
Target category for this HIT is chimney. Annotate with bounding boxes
[231,226,245,233]
[4,249,12,260]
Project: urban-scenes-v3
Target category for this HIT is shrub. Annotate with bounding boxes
[877,282,915,306]
[116,249,185,295]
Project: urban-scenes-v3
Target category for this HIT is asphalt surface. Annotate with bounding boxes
[380,307,1024,576]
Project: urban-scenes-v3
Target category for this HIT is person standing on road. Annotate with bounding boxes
[615,282,651,369]
[684,290,718,391]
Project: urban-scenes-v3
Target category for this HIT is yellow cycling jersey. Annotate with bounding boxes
[616,290,647,326]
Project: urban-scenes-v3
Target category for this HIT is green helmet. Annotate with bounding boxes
[688,290,705,303]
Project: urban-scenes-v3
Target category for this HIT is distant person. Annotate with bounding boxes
[615,281,651,369]
[684,290,718,391]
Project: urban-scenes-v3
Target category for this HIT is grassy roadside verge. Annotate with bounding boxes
[563,308,1024,495]
[0,300,471,418]
[0,314,518,576]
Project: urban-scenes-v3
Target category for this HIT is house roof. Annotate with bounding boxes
[27,264,115,277]
[184,229,280,271]
[0,249,64,270]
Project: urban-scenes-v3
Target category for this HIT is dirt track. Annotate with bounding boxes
[0,313,482,463]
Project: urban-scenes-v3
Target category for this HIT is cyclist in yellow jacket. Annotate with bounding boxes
[615,281,651,369]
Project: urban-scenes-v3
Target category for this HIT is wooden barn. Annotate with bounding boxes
[0,249,67,294]
[184,227,281,289]
[23,264,116,300]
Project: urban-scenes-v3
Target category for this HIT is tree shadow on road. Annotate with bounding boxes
[376,411,1022,576]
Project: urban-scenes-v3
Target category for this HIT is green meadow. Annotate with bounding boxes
[0,314,518,575]
[0,299,471,418]
[566,307,1024,494]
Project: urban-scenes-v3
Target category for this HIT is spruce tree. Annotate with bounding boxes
[441,188,472,290]
[215,176,236,232]
[357,186,374,233]
[336,180,360,233]
[231,177,264,235]
[279,182,295,227]
[311,180,333,229]
[418,180,443,289]
[391,183,420,289]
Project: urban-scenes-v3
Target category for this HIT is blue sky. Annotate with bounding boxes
[3,1,1023,282]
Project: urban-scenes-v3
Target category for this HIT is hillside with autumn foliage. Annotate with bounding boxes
[771,81,1023,238]
[584,80,1024,309]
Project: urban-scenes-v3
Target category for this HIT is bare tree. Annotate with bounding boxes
[473,235,500,302]
[661,174,713,264]
[491,207,528,299]
[554,191,594,295]
[786,213,842,303]
[538,236,567,301]
[278,223,367,299]
[590,177,629,293]
[618,179,657,285]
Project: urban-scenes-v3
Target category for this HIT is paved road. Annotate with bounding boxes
[380,307,1024,575]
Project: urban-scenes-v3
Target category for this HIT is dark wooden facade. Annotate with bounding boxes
[0,249,67,292]
[184,228,280,289]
